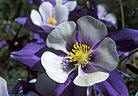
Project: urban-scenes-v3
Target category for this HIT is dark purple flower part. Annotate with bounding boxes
[15,17,48,42]
[94,69,129,96]
[11,43,45,71]
[35,73,57,96]
[108,28,138,52]
[0,40,7,48]
[15,17,47,33]
[33,33,44,43]
[7,35,29,51]
[56,71,87,96]
[41,16,119,86]
[69,0,98,22]
[19,80,36,94]
[0,77,8,96]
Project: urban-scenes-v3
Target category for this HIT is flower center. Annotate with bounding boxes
[68,42,93,68]
[56,1,62,5]
[101,17,105,20]
[56,0,63,5]
[48,17,57,25]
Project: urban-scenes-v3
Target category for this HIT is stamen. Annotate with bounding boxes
[56,1,62,5]
[68,42,93,68]
[48,17,57,25]
[8,20,11,24]
[101,17,105,20]
[3,20,7,24]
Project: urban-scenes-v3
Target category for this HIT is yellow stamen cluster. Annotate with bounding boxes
[68,42,93,68]
[101,17,105,20]
[56,1,62,5]
[3,20,11,24]
[48,17,57,25]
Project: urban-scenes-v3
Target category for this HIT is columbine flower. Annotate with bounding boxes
[2,20,11,32]
[55,0,77,11]
[0,77,9,96]
[41,16,119,86]
[31,1,69,32]
[97,4,117,27]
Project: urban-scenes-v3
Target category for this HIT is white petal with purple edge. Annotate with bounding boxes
[41,51,70,83]
[30,10,43,26]
[46,21,76,53]
[39,2,53,24]
[73,66,109,86]
[64,1,77,11]
[0,77,9,96]
[94,37,119,71]
[104,13,116,24]
[77,16,107,47]
[97,4,107,19]
[54,5,69,24]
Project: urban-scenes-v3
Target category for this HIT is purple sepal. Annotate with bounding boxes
[16,17,49,35]
[11,43,45,71]
[15,17,27,26]
[108,28,138,52]
[19,80,36,94]
[101,19,117,28]
[94,69,129,96]
[33,33,44,43]
[0,40,7,48]
[56,71,87,96]
[21,18,48,41]
[56,72,75,96]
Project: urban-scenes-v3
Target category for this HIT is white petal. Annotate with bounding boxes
[41,51,70,83]
[46,21,76,53]
[30,10,43,26]
[94,37,119,71]
[77,16,107,47]
[97,4,107,19]
[0,77,9,96]
[104,13,117,24]
[54,5,69,24]
[73,66,109,87]
[39,2,53,24]
[64,1,77,11]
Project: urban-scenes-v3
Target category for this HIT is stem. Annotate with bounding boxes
[119,49,138,65]
[120,0,125,29]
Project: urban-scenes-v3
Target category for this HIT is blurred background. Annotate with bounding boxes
[0,0,138,95]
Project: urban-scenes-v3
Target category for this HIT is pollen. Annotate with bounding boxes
[68,42,93,68]
[101,17,105,20]
[3,20,7,24]
[48,17,57,25]
[56,1,62,5]
[8,20,11,24]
